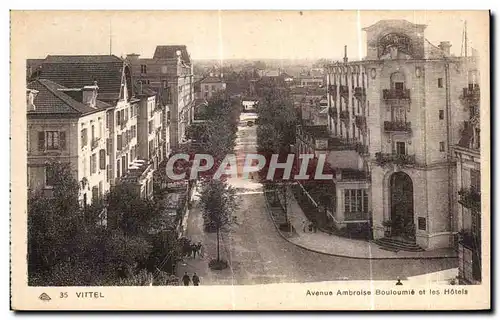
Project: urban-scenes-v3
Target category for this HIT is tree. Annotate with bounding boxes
[105,182,157,236]
[199,180,239,265]
[28,162,85,276]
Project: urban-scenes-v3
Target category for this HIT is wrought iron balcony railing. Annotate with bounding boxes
[382,88,410,101]
[339,110,350,122]
[328,107,338,119]
[339,85,349,98]
[384,121,412,133]
[375,152,416,166]
[355,115,367,131]
[354,87,366,100]
[354,142,369,155]
[462,86,480,105]
[458,187,481,211]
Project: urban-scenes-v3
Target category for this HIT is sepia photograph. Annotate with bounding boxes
[10,9,490,310]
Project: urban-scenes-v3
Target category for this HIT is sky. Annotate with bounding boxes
[13,10,489,61]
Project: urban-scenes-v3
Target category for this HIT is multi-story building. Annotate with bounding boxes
[299,76,324,87]
[32,55,155,197]
[126,45,195,151]
[453,63,481,283]
[27,79,111,207]
[301,19,479,250]
[198,76,226,99]
[291,86,328,126]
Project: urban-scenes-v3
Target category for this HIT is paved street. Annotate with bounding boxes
[177,115,457,285]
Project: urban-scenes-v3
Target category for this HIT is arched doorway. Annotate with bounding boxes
[390,172,415,242]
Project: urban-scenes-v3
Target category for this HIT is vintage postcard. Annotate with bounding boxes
[10,10,490,310]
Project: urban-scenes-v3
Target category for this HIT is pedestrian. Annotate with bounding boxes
[191,244,197,259]
[313,221,318,233]
[192,273,200,286]
[302,220,308,233]
[182,272,191,286]
[197,242,204,258]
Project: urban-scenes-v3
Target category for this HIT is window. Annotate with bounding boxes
[141,65,147,74]
[92,186,99,203]
[122,156,127,176]
[117,134,122,151]
[394,82,404,90]
[131,125,137,138]
[91,124,95,142]
[418,217,426,230]
[204,85,209,91]
[99,149,106,170]
[211,85,215,91]
[81,129,88,148]
[45,165,56,187]
[149,140,154,159]
[470,169,480,192]
[106,110,113,129]
[107,164,113,182]
[439,141,445,152]
[438,78,443,88]
[396,142,406,155]
[439,110,444,120]
[149,120,154,134]
[91,153,97,174]
[344,189,369,213]
[106,138,111,155]
[117,159,121,178]
[116,112,121,126]
[40,131,66,151]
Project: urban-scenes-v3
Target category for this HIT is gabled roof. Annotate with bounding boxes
[153,45,191,64]
[39,55,127,103]
[27,79,110,115]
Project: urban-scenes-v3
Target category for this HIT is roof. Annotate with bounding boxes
[153,45,191,64]
[200,76,223,84]
[133,82,158,97]
[362,19,427,32]
[38,55,127,103]
[27,79,110,115]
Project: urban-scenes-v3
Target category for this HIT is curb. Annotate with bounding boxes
[263,196,457,261]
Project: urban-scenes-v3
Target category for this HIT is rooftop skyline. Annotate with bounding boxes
[17,10,487,61]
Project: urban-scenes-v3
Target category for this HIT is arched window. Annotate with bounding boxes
[390,72,405,90]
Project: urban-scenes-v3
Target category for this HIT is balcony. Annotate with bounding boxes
[327,137,357,151]
[461,86,480,106]
[458,187,481,212]
[339,110,350,123]
[354,87,366,100]
[328,84,337,99]
[339,85,349,99]
[91,138,100,150]
[384,121,412,133]
[375,152,416,167]
[354,142,369,155]
[328,107,338,119]
[355,115,366,131]
[120,121,127,130]
[383,88,410,102]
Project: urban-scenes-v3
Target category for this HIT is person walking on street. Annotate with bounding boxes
[192,273,200,286]
[197,242,204,258]
[182,272,191,286]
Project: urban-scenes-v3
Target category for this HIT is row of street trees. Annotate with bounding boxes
[28,162,190,286]
[184,92,240,269]
[255,79,299,230]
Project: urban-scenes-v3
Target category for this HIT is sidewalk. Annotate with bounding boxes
[267,186,457,260]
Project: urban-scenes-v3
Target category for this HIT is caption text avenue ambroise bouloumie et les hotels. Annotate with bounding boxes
[25,16,483,289]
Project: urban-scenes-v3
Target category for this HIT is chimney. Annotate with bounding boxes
[438,41,452,56]
[26,89,38,111]
[343,45,348,63]
[82,81,99,108]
